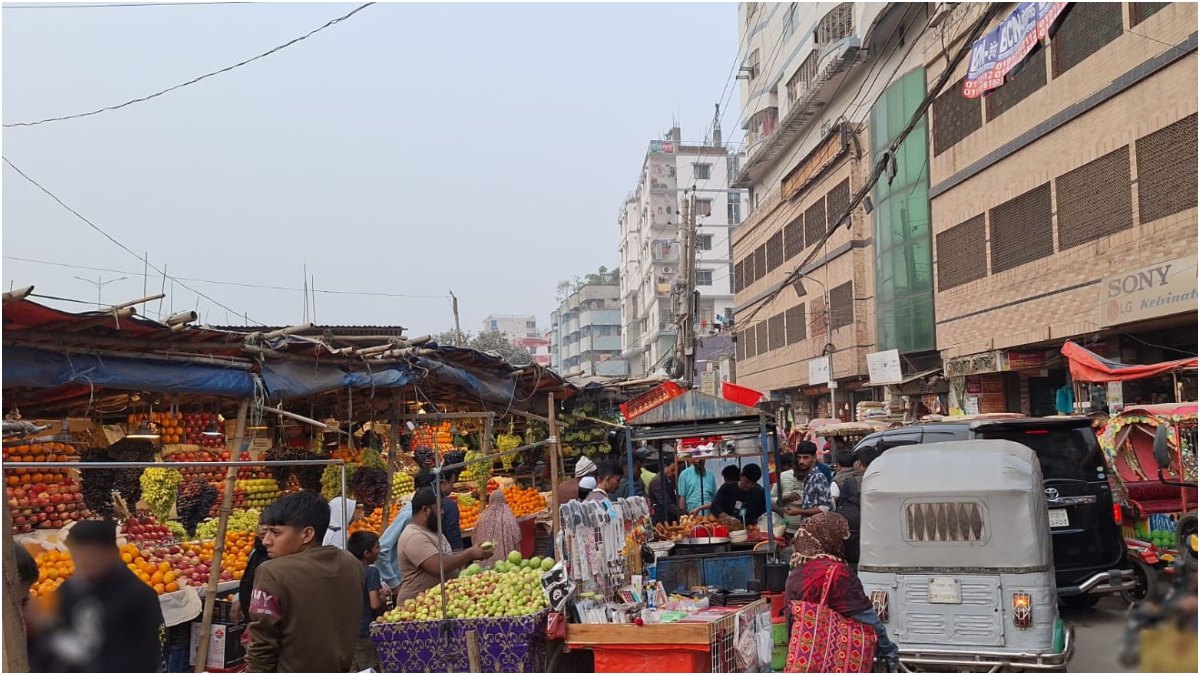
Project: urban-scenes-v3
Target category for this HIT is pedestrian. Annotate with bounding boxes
[394,488,489,604]
[347,531,384,672]
[376,498,414,595]
[235,517,271,625]
[832,449,865,565]
[785,512,898,671]
[584,462,624,506]
[738,463,769,524]
[415,468,464,551]
[473,490,522,566]
[649,454,681,524]
[323,495,361,549]
[776,441,833,533]
[13,544,37,617]
[562,456,596,503]
[710,465,744,519]
[246,491,363,672]
[619,449,650,498]
[44,520,164,673]
[678,455,718,515]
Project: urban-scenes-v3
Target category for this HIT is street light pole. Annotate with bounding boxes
[791,273,834,419]
[74,275,127,309]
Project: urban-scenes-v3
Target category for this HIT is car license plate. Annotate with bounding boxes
[1049,509,1069,528]
[928,577,961,604]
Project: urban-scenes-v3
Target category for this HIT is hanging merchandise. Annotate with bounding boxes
[558,497,650,601]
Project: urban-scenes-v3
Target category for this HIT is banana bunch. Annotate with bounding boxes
[139,467,183,522]
[496,431,520,471]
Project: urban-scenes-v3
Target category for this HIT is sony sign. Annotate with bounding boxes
[1100,256,1198,326]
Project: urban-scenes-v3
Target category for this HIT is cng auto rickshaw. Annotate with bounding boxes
[858,440,1073,671]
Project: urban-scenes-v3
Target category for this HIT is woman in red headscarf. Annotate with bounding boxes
[785,512,899,671]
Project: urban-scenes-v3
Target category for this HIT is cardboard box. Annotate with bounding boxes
[189,621,245,670]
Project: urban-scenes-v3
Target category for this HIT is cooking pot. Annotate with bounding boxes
[765,561,789,593]
[674,536,732,556]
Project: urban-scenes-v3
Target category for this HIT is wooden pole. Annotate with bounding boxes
[382,398,399,531]
[547,392,561,556]
[2,507,29,673]
[194,399,249,673]
[465,630,482,673]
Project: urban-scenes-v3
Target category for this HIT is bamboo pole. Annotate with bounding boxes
[2,507,29,673]
[194,399,249,673]
[465,630,481,672]
[547,392,561,555]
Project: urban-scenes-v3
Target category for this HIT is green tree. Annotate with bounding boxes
[433,329,532,365]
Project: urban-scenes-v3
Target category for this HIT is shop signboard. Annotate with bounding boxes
[1100,256,1198,326]
[866,349,903,385]
[808,358,831,387]
[963,2,1067,98]
[946,351,1001,378]
[1004,350,1049,371]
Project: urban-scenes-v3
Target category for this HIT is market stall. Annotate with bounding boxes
[558,385,779,673]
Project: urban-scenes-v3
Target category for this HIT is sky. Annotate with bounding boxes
[1,0,741,336]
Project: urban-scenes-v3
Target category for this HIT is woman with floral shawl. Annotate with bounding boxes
[473,490,522,565]
[785,512,899,670]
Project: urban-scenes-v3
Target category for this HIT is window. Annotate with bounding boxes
[727,193,742,225]
[986,48,1046,121]
[936,215,987,291]
[1137,114,1198,223]
[694,163,712,180]
[1130,2,1168,27]
[768,313,787,351]
[1056,146,1132,250]
[526,320,537,329]
[815,3,853,44]
[746,49,761,80]
[804,198,827,247]
[783,2,797,39]
[754,245,767,282]
[785,303,806,344]
[787,51,820,103]
[734,260,745,292]
[766,231,784,272]
[905,501,987,543]
[989,183,1054,273]
[736,329,747,361]
[696,234,713,251]
[755,322,769,357]
[932,78,982,156]
[696,199,713,218]
[696,269,714,286]
[829,281,854,329]
[825,179,851,231]
[745,326,758,358]
[1051,3,1122,78]
[784,214,805,260]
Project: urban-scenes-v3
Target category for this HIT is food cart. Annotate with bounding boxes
[812,420,893,458]
[562,387,778,673]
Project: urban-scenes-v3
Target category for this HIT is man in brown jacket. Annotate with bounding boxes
[247,491,363,672]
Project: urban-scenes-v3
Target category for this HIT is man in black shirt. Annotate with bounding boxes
[712,464,769,525]
[648,454,681,524]
[710,465,744,520]
[47,521,164,673]
[737,464,769,524]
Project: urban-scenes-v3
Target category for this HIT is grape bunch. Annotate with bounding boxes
[81,450,118,518]
[496,432,521,471]
[140,467,183,522]
[267,447,323,493]
[321,464,358,500]
[351,467,389,512]
[413,447,436,469]
[177,479,217,536]
[195,508,261,539]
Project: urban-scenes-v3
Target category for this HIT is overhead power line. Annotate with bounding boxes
[3,2,375,128]
[3,2,257,8]
[2,155,263,324]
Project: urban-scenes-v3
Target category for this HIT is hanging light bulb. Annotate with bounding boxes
[53,416,74,444]
[127,420,161,440]
[202,421,222,437]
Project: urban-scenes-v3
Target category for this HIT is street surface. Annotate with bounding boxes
[1064,596,1133,673]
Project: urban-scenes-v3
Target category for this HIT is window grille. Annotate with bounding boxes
[829,282,854,330]
[785,304,806,344]
[768,313,787,352]
[905,501,988,543]
[755,322,769,358]
[1056,146,1132,250]
[825,178,852,230]
[784,214,805,261]
[1130,2,1168,27]
[932,79,982,156]
[766,232,784,273]
[989,184,1053,273]
[936,215,988,291]
[804,198,827,248]
[985,48,1047,121]
[1137,113,1198,223]
[815,3,854,44]
[1051,3,1122,78]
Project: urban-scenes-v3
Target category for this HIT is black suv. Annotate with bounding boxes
[853,416,1134,607]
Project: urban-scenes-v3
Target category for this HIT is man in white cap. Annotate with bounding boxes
[557,456,596,505]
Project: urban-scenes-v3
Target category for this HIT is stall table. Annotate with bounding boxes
[566,600,767,673]
[654,549,766,594]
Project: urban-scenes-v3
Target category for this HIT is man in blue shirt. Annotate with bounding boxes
[677,455,718,515]
[376,468,464,592]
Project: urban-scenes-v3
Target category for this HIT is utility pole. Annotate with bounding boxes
[674,187,699,388]
[449,291,463,346]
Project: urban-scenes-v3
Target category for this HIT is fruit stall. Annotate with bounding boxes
[557,387,781,673]
[3,293,578,671]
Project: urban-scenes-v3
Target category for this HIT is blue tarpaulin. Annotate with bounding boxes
[258,361,420,399]
[2,347,258,397]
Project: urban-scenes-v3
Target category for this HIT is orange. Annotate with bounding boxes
[163,571,176,584]
[153,583,165,594]
[150,571,164,584]
[121,553,133,564]
[165,582,180,593]
[158,561,170,573]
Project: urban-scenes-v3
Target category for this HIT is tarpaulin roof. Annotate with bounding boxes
[1061,340,1198,383]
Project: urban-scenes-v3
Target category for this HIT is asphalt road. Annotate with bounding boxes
[1063,596,1134,673]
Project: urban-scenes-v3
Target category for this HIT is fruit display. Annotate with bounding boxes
[495,428,521,471]
[503,486,546,518]
[236,478,280,509]
[267,447,323,493]
[351,466,389,512]
[177,479,218,536]
[321,463,357,500]
[485,478,500,495]
[29,548,74,598]
[392,471,415,500]
[329,445,361,463]
[120,515,175,549]
[180,412,226,448]
[411,422,454,450]
[348,504,402,535]
[3,441,79,487]
[7,483,89,533]
[140,467,183,522]
[127,411,187,445]
[451,493,482,531]
[382,551,551,622]
[195,508,261,539]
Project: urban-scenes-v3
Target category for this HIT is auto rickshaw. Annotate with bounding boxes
[858,440,1073,671]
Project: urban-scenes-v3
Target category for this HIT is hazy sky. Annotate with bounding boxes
[2,1,740,335]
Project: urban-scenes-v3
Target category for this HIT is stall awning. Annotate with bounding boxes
[1062,340,1197,383]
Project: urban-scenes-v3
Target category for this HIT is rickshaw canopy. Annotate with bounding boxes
[859,440,1053,572]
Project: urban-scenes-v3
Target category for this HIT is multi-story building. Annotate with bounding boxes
[731,1,1198,420]
[926,2,1197,414]
[481,314,540,341]
[731,2,927,419]
[619,126,747,377]
[549,274,628,377]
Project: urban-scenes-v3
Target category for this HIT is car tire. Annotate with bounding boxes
[1120,558,1160,604]
[1060,593,1101,609]
[1176,513,1197,571]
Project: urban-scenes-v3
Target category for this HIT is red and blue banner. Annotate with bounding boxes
[962,2,1068,99]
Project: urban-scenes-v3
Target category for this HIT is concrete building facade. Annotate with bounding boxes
[619,127,748,378]
[549,275,628,377]
[924,1,1198,414]
[482,314,540,341]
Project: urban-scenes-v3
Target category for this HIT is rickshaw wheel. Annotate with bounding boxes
[1176,513,1197,571]
[1121,558,1160,604]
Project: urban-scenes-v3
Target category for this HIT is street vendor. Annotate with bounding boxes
[776,442,832,533]
[678,455,718,515]
[416,468,464,551]
[559,455,596,504]
[584,462,624,506]
[649,452,681,524]
[394,488,489,604]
